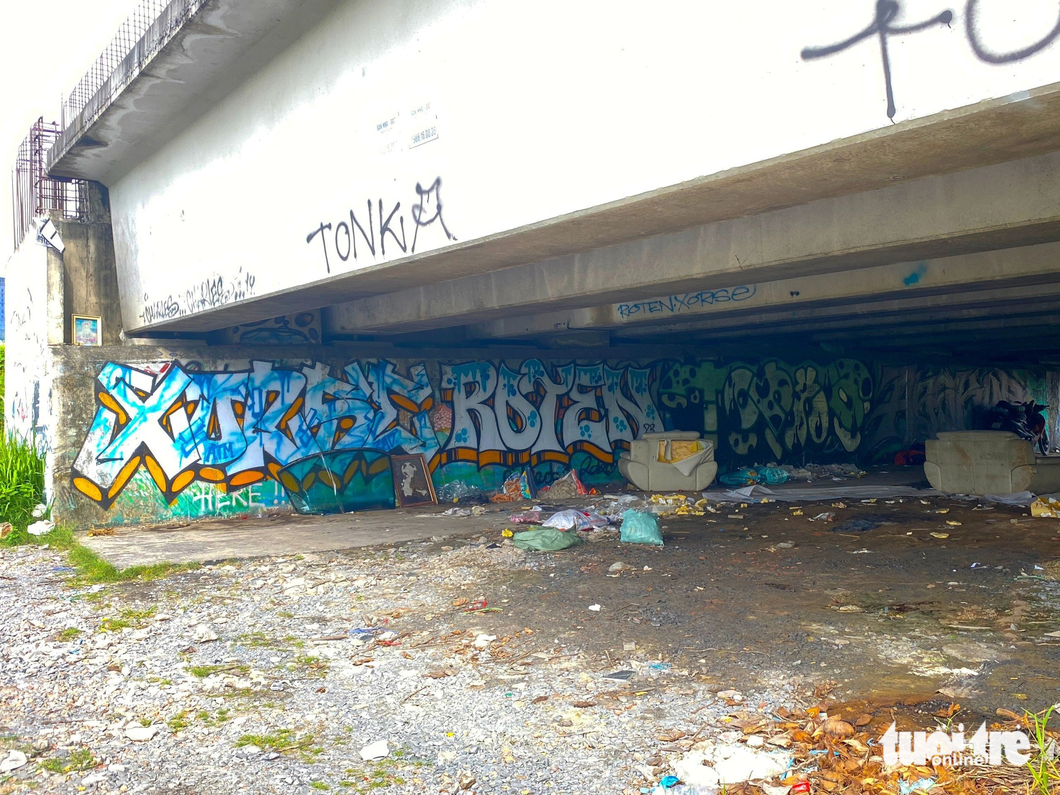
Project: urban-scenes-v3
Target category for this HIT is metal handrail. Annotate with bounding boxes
[60,0,208,128]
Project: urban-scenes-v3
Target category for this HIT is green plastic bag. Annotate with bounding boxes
[620,510,664,546]
[512,527,584,551]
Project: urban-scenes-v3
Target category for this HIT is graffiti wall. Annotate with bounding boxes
[61,351,1052,526]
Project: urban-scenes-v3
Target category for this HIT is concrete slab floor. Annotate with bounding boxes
[80,506,516,569]
[81,469,928,569]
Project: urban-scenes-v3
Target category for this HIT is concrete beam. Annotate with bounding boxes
[627,286,1060,339]
[679,300,1060,341]
[469,243,1060,339]
[327,152,1060,335]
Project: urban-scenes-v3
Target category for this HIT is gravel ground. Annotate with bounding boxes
[0,534,795,795]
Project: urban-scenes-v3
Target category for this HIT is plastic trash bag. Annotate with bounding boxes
[619,510,664,546]
[718,466,789,487]
[542,509,609,530]
[512,527,585,551]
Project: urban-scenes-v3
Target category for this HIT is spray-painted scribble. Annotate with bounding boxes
[616,286,757,320]
[307,177,457,273]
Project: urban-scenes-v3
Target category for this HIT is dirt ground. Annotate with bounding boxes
[343,482,1060,721]
[5,468,1060,794]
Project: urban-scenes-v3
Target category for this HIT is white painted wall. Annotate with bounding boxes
[110,0,1060,331]
[4,230,56,500]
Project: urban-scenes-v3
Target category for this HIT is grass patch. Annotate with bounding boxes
[1026,705,1060,795]
[310,783,330,791]
[99,617,131,633]
[291,655,329,678]
[4,523,199,583]
[196,708,231,727]
[189,664,249,679]
[167,711,190,734]
[39,747,98,774]
[121,606,156,622]
[57,627,82,642]
[237,631,284,649]
[236,729,314,754]
[0,432,45,535]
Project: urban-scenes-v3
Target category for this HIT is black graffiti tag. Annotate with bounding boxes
[965,0,1060,63]
[306,177,456,272]
[410,177,456,254]
[802,0,954,120]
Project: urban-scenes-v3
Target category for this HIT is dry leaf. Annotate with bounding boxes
[821,718,855,739]
[571,700,597,708]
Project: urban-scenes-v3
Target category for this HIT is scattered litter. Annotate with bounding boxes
[831,517,882,533]
[945,520,962,526]
[719,466,789,487]
[125,724,159,742]
[501,528,514,538]
[620,510,664,546]
[0,750,28,773]
[509,509,543,524]
[512,527,584,551]
[542,469,587,499]
[588,604,601,612]
[659,775,680,789]
[359,740,389,761]
[703,484,939,502]
[27,520,53,536]
[542,509,609,531]
[898,778,937,795]
[952,491,1035,506]
[602,669,634,681]
[930,532,950,539]
[608,561,627,573]
[490,471,534,503]
[809,512,836,522]
[1031,496,1060,518]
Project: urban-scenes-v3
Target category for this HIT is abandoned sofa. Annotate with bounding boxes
[924,430,1060,495]
[618,431,718,491]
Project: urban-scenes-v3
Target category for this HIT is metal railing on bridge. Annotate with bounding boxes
[11,119,87,251]
[60,0,208,128]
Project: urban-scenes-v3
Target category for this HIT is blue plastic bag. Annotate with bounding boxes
[719,466,789,487]
[620,510,664,546]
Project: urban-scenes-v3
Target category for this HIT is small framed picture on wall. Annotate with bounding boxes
[390,453,438,508]
[72,315,102,346]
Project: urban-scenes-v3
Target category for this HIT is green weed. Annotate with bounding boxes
[1026,705,1060,795]
[0,432,45,535]
[235,729,314,754]
[57,627,82,641]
